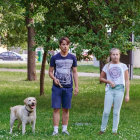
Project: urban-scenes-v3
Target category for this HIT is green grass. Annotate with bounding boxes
[0,62,140,75]
[0,63,44,70]
[133,68,140,76]
[77,65,100,73]
[0,71,140,139]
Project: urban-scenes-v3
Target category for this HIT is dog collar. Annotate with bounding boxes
[25,107,32,116]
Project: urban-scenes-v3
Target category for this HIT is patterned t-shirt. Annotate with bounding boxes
[50,53,77,88]
[102,63,128,90]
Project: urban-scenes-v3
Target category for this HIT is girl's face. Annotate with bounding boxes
[110,50,120,63]
[59,40,69,54]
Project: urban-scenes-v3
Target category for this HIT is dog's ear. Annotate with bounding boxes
[24,98,28,105]
[34,97,37,104]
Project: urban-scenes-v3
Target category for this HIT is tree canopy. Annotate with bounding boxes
[0,0,27,49]
[1,0,140,60]
[55,0,138,62]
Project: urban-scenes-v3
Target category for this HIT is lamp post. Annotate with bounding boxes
[130,30,134,80]
[106,25,111,36]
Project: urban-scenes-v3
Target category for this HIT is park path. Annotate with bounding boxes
[0,68,140,79]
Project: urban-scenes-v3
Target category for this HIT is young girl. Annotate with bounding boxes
[99,48,130,135]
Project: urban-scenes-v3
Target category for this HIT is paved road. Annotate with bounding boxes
[0,68,140,79]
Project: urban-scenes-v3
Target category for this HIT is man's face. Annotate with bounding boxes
[59,40,69,54]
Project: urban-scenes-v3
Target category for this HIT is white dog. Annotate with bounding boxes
[10,97,37,135]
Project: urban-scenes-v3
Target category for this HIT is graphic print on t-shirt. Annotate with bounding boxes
[109,67,122,81]
[55,59,73,85]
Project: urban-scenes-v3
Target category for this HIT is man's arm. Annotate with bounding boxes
[72,67,78,96]
[49,66,59,86]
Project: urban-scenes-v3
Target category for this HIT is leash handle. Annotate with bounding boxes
[58,81,63,88]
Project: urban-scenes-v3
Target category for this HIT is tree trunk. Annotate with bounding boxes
[99,60,105,74]
[26,17,37,81]
[40,51,47,96]
[99,60,105,84]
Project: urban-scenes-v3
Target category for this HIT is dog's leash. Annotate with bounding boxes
[58,81,63,88]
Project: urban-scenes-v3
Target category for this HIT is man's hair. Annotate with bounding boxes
[59,37,70,45]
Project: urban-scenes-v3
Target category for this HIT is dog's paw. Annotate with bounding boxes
[9,131,12,134]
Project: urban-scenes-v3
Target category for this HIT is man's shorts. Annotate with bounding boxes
[51,85,73,109]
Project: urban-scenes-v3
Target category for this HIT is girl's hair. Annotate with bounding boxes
[59,37,70,45]
[110,48,121,55]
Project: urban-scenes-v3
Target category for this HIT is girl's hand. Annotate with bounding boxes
[109,81,115,88]
[125,94,129,102]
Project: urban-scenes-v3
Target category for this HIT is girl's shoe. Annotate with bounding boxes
[112,132,118,135]
[98,131,104,135]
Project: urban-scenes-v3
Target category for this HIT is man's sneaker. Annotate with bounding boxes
[62,130,70,135]
[52,131,58,136]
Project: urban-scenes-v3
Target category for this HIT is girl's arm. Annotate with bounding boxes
[100,71,115,87]
[125,70,130,102]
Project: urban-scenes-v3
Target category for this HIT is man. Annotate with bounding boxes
[49,37,79,136]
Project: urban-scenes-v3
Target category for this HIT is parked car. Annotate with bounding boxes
[0,51,24,61]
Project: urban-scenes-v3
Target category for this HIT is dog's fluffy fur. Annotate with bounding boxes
[10,97,37,135]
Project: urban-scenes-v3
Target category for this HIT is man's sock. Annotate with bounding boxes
[54,126,58,133]
[62,125,67,132]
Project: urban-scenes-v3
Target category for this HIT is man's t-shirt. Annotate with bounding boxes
[102,63,128,91]
[50,53,77,88]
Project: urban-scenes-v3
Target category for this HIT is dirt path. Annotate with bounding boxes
[0,68,140,79]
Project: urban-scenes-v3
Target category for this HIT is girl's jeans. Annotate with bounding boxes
[101,84,124,133]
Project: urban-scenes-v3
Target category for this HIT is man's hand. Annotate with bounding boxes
[54,78,60,86]
[74,87,79,96]
[125,94,130,102]
[54,78,63,88]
